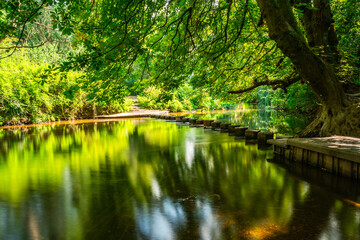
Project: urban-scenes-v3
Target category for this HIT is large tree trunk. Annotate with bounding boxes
[294,0,340,64]
[256,0,360,137]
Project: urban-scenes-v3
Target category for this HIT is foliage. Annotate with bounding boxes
[332,0,360,84]
[0,40,130,126]
[166,99,185,112]
[271,83,317,113]
[137,84,232,112]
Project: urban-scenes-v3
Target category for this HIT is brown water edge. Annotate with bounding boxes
[0,108,255,130]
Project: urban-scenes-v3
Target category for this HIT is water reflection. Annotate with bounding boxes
[185,107,310,136]
[135,198,186,240]
[0,119,359,239]
[196,200,222,240]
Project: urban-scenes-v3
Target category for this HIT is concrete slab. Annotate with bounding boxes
[269,136,360,163]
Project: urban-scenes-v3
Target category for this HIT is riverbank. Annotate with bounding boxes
[269,136,360,179]
[0,96,139,128]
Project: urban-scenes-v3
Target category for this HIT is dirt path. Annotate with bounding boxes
[96,96,168,119]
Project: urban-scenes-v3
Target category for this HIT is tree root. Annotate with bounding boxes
[300,103,360,137]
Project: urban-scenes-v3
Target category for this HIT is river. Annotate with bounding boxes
[0,114,359,239]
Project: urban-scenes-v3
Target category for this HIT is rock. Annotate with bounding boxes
[228,125,241,135]
[245,129,261,139]
[189,118,198,124]
[234,127,249,137]
[176,116,184,122]
[211,122,221,130]
[258,132,274,145]
[182,118,190,123]
[203,120,215,127]
[196,119,204,125]
[220,123,231,132]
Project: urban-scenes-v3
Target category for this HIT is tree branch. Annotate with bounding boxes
[0,39,49,50]
[228,75,301,94]
[0,0,47,60]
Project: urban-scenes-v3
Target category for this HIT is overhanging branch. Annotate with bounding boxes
[0,39,49,50]
[0,0,47,60]
[228,75,301,94]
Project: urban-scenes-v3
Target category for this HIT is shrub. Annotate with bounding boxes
[0,45,130,126]
[167,99,184,112]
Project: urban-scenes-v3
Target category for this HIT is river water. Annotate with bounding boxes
[0,116,359,239]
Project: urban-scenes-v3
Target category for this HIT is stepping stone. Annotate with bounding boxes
[258,132,274,145]
[182,118,190,123]
[203,120,215,127]
[228,125,241,135]
[211,122,221,130]
[245,129,261,139]
[234,127,249,137]
[189,119,198,124]
[176,116,184,122]
[220,123,231,132]
[196,120,204,125]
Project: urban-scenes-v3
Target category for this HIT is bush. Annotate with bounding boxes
[167,99,184,112]
[137,87,164,110]
[0,45,130,126]
[210,99,224,110]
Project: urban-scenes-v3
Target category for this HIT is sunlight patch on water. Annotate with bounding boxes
[151,178,161,199]
[185,140,195,168]
[196,200,222,240]
[135,198,186,240]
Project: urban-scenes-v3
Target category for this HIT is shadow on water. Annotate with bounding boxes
[0,118,359,240]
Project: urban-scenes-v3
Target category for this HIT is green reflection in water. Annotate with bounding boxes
[0,119,359,240]
[186,107,310,136]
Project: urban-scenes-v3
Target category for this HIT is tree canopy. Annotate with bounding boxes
[1,0,360,136]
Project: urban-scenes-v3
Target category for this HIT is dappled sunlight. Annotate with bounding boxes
[185,139,195,168]
[315,136,360,153]
[241,222,288,239]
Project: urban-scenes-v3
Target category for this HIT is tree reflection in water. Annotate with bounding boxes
[0,118,359,239]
